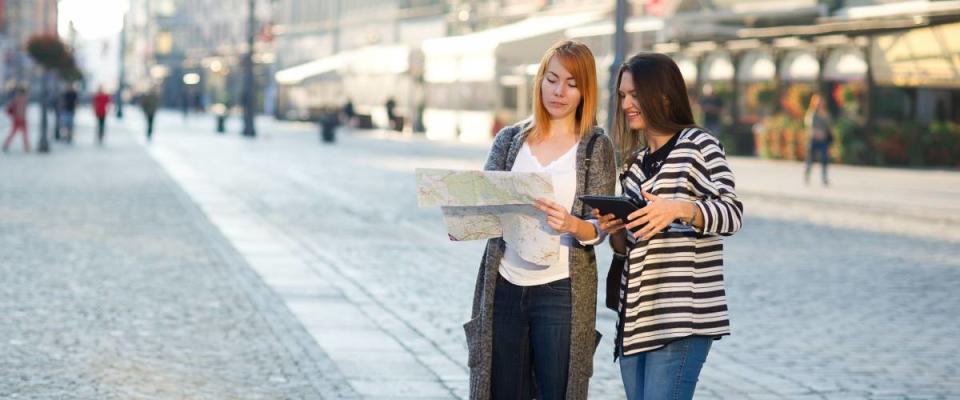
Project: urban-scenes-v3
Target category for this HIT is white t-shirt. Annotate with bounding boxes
[499,141,603,286]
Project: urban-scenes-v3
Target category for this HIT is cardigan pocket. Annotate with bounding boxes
[463,317,482,368]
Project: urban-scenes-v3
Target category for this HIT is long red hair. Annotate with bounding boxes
[529,40,599,142]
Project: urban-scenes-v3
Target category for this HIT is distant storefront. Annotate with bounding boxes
[274,45,421,130]
[648,2,960,167]
[421,11,606,142]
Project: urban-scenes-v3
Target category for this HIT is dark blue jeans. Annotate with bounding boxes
[491,275,572,400]
[619,335,712,400]
[805,140,830,185]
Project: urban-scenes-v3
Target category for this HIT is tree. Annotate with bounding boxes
[26,33,80,153]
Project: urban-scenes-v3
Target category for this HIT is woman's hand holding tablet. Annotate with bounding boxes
[579,195,644,222]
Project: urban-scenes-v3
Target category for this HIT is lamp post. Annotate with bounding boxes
[241,0,256,137]
[37,70,52,153]
[606,0,628,140]
[116,12,127,119]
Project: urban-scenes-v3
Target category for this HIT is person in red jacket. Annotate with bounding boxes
[3,87,30,153]
[92,87,111,145]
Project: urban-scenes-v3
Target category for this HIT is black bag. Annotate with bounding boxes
[577,133,625,311]
[605,253,626,311]
[575,133,600,250]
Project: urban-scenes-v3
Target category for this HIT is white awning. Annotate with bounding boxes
[780,50,819,82]
[275,45,411,85]
[344,45,410,75]
[833,0,960,20]
[422,12,606,83]
[737,50,776,82]
[701,52,735,82]
[564,16,664,38]
[871,22,960,87]
[674,54,698,85]
[823,47,867,81]
[275,54,345,85]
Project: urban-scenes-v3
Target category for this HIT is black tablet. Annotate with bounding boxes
[578,195,646,222]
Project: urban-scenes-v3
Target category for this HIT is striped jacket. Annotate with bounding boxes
[617,127,743,356]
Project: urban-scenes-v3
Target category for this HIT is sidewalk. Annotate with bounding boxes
[130,111,468,399]
[137,112,960,400]
[729,156,960,242]
[0,114,355,398]
[359,123,960,242]
[23,108,955,399]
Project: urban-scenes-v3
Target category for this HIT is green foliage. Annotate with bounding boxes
[833,117,868,164]
[26,34,81,82]
[722,122,756,156]
[753,113,806,161]
[921,121,960,167]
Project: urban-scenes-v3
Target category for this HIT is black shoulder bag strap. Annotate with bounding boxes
[575,133,600,250]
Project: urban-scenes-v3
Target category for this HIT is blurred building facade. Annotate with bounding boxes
[633,0,960,166]
[125,0,274,111]
[419,0,615,141]
[0,0,59,94]
[271,0,447,127]
[273,0,618,138]
[420,0,960,166]
[123,0,959,166]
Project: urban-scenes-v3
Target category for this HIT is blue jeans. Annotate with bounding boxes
[491,275,572,400]
[805,141,830,185]
[619,336,712,400]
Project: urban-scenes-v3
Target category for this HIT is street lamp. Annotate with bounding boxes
[241,0,256,137]
[606,0,628,139]
[116,12,127,119]
[182,72,200,85]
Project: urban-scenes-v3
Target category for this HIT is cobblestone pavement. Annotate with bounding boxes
[134,112,960,400]
[5,109,958,399]
[0,113,356,399]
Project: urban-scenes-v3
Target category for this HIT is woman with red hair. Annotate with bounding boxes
[463,40,616,400]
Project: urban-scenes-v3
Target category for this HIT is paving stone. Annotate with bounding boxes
[129,110,960,399]
[0,115,356,399]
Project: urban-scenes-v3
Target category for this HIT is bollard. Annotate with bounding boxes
[320,113,337,144]
[211,103,227,134]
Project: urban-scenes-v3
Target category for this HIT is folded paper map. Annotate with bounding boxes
[416,169,559,265]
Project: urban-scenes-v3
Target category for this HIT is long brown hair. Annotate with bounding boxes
[529,40,599,142]
[611,53,697,165]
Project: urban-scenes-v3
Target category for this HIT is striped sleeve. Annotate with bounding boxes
[691,135,743,236]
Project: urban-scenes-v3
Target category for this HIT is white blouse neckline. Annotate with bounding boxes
[523,141,579,170]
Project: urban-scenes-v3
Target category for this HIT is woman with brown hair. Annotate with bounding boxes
[594,53,743,400]
[464,40,616,399]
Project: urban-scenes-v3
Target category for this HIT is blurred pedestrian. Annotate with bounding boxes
[60,83,78,143]
[2,87,30,153]
[414,101,426,133]
[698,83,723,138]
[341,98,355,128]
[597,53,743,400]
[194,92,204,112]
[804,93,833,186]
[384,97,397,131]
[181,91,189,120]
[466,40,615,400]
[140,88,159,142]
[92,87,111,145]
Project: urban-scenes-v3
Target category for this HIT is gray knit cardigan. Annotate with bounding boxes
[464,120,617,400]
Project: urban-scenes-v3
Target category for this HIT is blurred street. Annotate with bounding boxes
[2,109,957,399]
